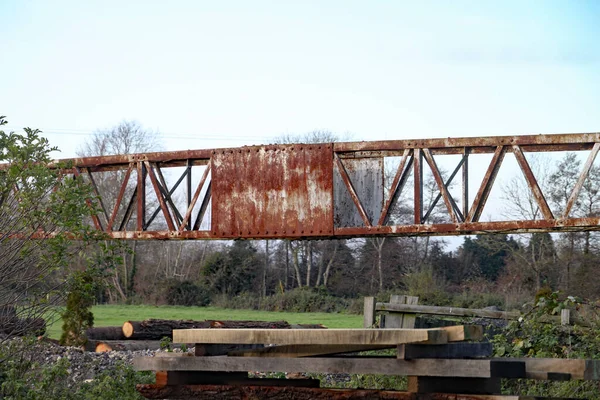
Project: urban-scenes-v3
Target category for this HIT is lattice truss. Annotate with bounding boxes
[49,133,600,239]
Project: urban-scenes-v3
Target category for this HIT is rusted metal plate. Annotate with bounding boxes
[210,144,333,238]
[333,157,383,228]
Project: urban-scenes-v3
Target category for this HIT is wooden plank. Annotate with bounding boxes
[433,325,483,342]
[398,342,493,360]
[229,344,392,358]
[403,296,419,329]
[384,295,407,328]
[363,296,376,328]
[155,371,248,385]
[136,384,576,400]
[231,326,482,358]
[172,328,447,346]
[407,376,500,394]
[134,356,492,378]
[377,302,520,319]
[195,344,265,357]
[489,358,600,381]
[377,302,590,327]
[154,371,319,387]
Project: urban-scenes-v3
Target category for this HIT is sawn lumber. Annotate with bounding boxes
[135,383,583,400]
[134,356,516,378]
[172,326,481,346]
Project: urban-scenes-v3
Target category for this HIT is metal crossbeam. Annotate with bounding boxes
[14,132,600,239]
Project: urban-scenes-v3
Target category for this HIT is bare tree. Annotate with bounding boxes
[0,117,112,346]
[76,121,163,303]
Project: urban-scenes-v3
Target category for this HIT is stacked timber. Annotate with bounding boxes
[133,324,600,399]
[85,319,305,353]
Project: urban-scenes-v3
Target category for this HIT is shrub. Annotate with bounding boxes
[0,339,152,399]
[492,291,600,398]
[165,280,210,307]
[211,288,352,314]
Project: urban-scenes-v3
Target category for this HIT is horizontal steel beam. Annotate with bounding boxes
[6,132,600,240]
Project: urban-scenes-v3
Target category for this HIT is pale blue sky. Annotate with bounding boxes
[1,0,599,158]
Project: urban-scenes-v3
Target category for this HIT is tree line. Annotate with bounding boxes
[74,122,600,310]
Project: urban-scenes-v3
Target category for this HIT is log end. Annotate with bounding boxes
[123,321,134,338]
[95,342,113,353]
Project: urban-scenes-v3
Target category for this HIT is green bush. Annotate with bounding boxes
[60,269,100,347]
[491,291,600,398]
[211,288,352,313]
[0,342,153,400]
[261,287,350,313]
[165,280,211,307]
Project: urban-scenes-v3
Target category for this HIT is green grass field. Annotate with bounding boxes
[46,305,363,339]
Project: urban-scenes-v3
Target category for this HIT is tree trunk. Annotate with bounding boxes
[208,320,291,329]
[292,243,302,288]
[86,326,126,340]
[322,241,339,287]
[263,240,269,297]
[128,241,137,297]
[285,240,290,290]
[122,319,292,340]
[306,242,312,287]
[372,238,385,291]
[123,319,211,340]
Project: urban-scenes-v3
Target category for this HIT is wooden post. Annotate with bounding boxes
[385,295,419,329]
[561,309,571,326]
[363,297,376,328]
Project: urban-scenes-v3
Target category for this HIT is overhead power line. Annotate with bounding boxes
[2,126,274,142]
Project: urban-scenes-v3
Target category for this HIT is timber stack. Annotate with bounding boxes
[133,324,600,399]
[85,319,318,353]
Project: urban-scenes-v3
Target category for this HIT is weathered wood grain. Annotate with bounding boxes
[136,383,581,400]
[173,328,449,346]
[134,356,492,378]
[154,371,319,387]
[398,342,493,360]
[229,344,392,358]
[407,376,500,394]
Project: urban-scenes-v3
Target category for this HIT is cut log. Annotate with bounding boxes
[209,320,291,329]
[86,326,126,340]
[123,320,211,340]
[291,324,327,329]
[123,319,297,340]
[92,340,165,352]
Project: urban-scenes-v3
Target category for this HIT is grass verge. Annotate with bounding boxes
[46,305,363,339]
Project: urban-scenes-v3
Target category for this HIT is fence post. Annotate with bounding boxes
[363,297,376,328]
[561,309,571,326]
[384,295,419,329]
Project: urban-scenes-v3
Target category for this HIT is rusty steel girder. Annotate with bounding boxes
[36,132,600,240]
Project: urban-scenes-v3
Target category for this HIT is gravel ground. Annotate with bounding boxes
[0,336,169,385]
